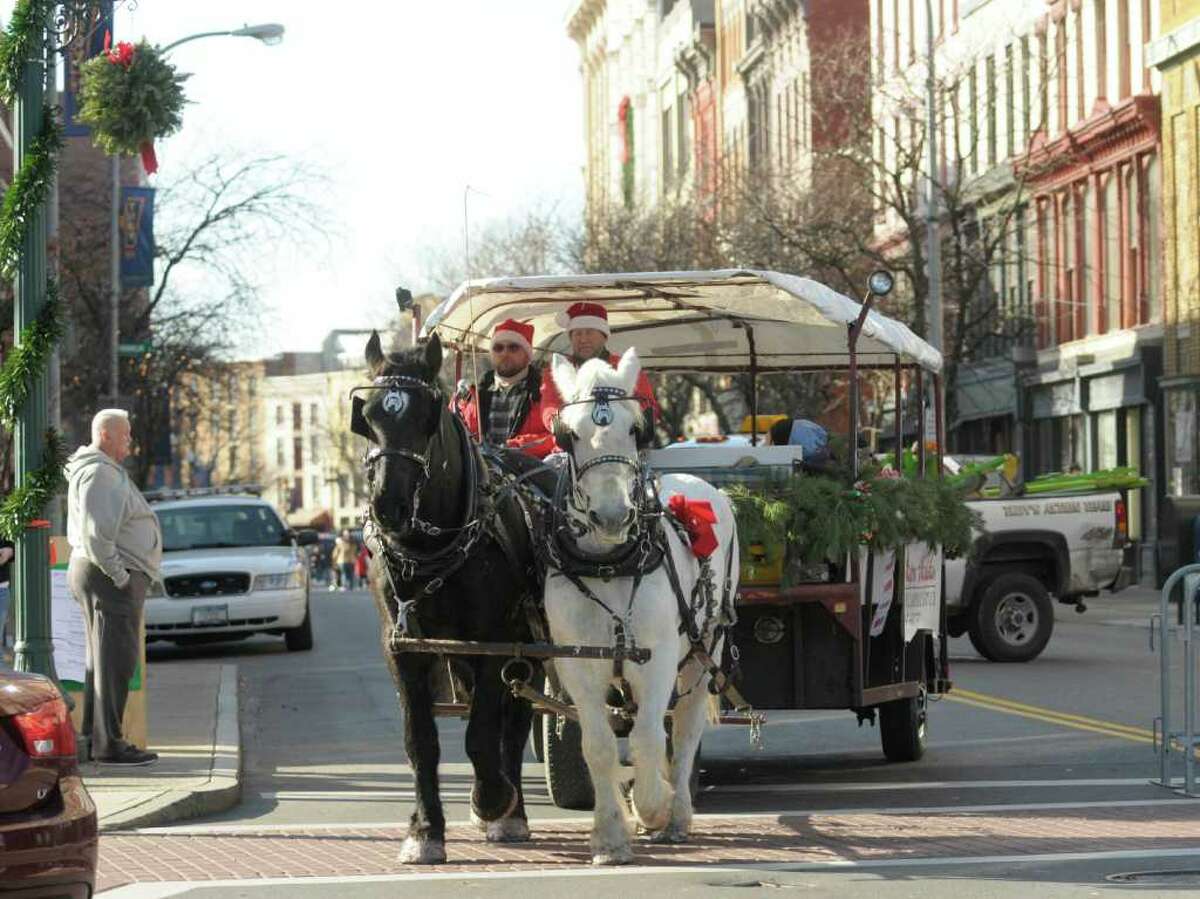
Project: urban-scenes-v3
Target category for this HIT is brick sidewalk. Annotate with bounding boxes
[98,802,1200,891]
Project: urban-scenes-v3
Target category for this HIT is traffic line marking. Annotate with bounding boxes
[945,688,1153,744]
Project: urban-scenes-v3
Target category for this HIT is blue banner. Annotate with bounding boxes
[63,1,114,137]
[119,187,155,288]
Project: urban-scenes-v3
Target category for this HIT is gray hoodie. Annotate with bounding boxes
[65,447,162,589]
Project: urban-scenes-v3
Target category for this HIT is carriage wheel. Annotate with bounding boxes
[543,713,594,810]
[879,685,928,762]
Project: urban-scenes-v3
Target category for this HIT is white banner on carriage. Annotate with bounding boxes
[903,542,942,642]
[859,549,896,637]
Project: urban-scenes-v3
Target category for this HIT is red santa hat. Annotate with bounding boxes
[555,301,610,336]
[491,318,534,355]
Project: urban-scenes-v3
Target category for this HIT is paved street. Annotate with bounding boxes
[95,584,1200,896]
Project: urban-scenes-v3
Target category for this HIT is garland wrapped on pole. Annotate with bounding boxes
[0,0,66,678]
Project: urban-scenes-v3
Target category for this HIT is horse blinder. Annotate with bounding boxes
[351,396,375,442]
[552,416,576,454]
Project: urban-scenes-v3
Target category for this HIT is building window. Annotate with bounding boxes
[338,479,347,508]
[876,0,885,83]
[311,475,320,506]
[292,477,303,512]
[1117,0,1130,99]
[1144,154,1161,322]
[292,403,302,432]
[228,445,238,474]
[1103,172,1120,332]
[661,105,673,191]
[1021,35,1031,144]
[1055,18,1068,132]
[986,55,997,167]
[1081,179,1095,334]
[310,403,319,426]
[1074,5,1085,122]
[310,433,320,464]
[1038,30,1049,132]
[1005,44,1015,159]
[276,438,284,468]
[293,436,303,471]
[677,90,689,177]
[968,64,978,174]
[275,405,284,426]
[1096,0,1108,100]
[893,0,900,72]
[908,0,916,65]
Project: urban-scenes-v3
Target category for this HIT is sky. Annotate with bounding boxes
[110,1,585,357]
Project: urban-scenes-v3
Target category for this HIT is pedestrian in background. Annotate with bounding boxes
[332,529,356,592]
[0,538,13,666]
[65,409,161,767]
[354,543,369,590]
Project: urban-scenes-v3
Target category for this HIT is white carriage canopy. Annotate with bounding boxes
[421,269,942,374]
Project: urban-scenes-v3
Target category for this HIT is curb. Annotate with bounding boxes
[99,663,242,832]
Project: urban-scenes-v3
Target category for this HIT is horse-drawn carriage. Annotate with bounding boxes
[353,269,957,865]
[419,270,953,789]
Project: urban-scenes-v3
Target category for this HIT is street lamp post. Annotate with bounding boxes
[107,23,286,404]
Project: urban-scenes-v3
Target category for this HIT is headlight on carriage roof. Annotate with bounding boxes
[254,569,305,591]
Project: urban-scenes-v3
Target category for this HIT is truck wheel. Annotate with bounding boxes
[969,573,1054,663]
[543,713,594,810]
[879,686,928,762]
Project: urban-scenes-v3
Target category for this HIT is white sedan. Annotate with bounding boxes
[145,493,316,651]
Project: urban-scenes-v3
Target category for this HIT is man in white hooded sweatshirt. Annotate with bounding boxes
[66,409,162,766]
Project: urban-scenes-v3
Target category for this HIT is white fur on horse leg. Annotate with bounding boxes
[397,836,446,865]
[554,658,633,866]
[617,763,635,783]
[656,657,711,844]
[626,651,677,833]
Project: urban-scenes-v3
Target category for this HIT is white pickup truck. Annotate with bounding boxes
[944,478,1136,663]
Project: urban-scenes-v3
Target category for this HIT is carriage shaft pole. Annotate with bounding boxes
[390,636,652,664]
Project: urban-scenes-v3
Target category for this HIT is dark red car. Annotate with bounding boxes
[0,670,97,897]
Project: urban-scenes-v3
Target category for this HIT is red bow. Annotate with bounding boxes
[667,494,719,559]
[106,39,136,69]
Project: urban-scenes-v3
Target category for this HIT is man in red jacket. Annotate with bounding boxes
[454,319,557,459]
[541,302,660,425]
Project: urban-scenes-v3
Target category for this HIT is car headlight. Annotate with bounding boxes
[146,579,164,598]
[254,569,305,591]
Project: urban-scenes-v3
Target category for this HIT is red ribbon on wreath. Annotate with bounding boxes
[667,494,719,559]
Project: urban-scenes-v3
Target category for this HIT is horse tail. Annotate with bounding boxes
[706,692,720,726]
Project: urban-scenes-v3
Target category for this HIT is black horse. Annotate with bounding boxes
[354,331,539,864]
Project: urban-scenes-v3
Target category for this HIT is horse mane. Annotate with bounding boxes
[371,342,443,389]
[569,357,623,400]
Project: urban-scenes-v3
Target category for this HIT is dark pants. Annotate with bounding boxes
[68,557,146,759]
[339,563,354,589]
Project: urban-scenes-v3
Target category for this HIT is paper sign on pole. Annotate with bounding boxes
[903,542,942,642]
[50,566,87,685]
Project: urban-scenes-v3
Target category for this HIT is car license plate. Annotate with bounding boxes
[192,605,228,626]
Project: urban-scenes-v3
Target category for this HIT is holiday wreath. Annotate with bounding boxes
[78,38,188,174]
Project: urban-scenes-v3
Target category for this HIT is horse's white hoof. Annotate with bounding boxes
[592,845,634,866]
[398,836,446,865]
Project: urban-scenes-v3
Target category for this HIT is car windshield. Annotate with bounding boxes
[156,504,288,552]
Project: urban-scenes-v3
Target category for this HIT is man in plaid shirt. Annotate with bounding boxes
[454,319,557,459]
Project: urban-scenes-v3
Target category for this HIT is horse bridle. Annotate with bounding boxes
[555,388,654,535]
[351,376,444,524]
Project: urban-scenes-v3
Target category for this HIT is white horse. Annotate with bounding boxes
[545,348,739,865]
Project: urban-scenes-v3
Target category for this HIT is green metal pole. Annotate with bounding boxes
[12,22,57,680]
